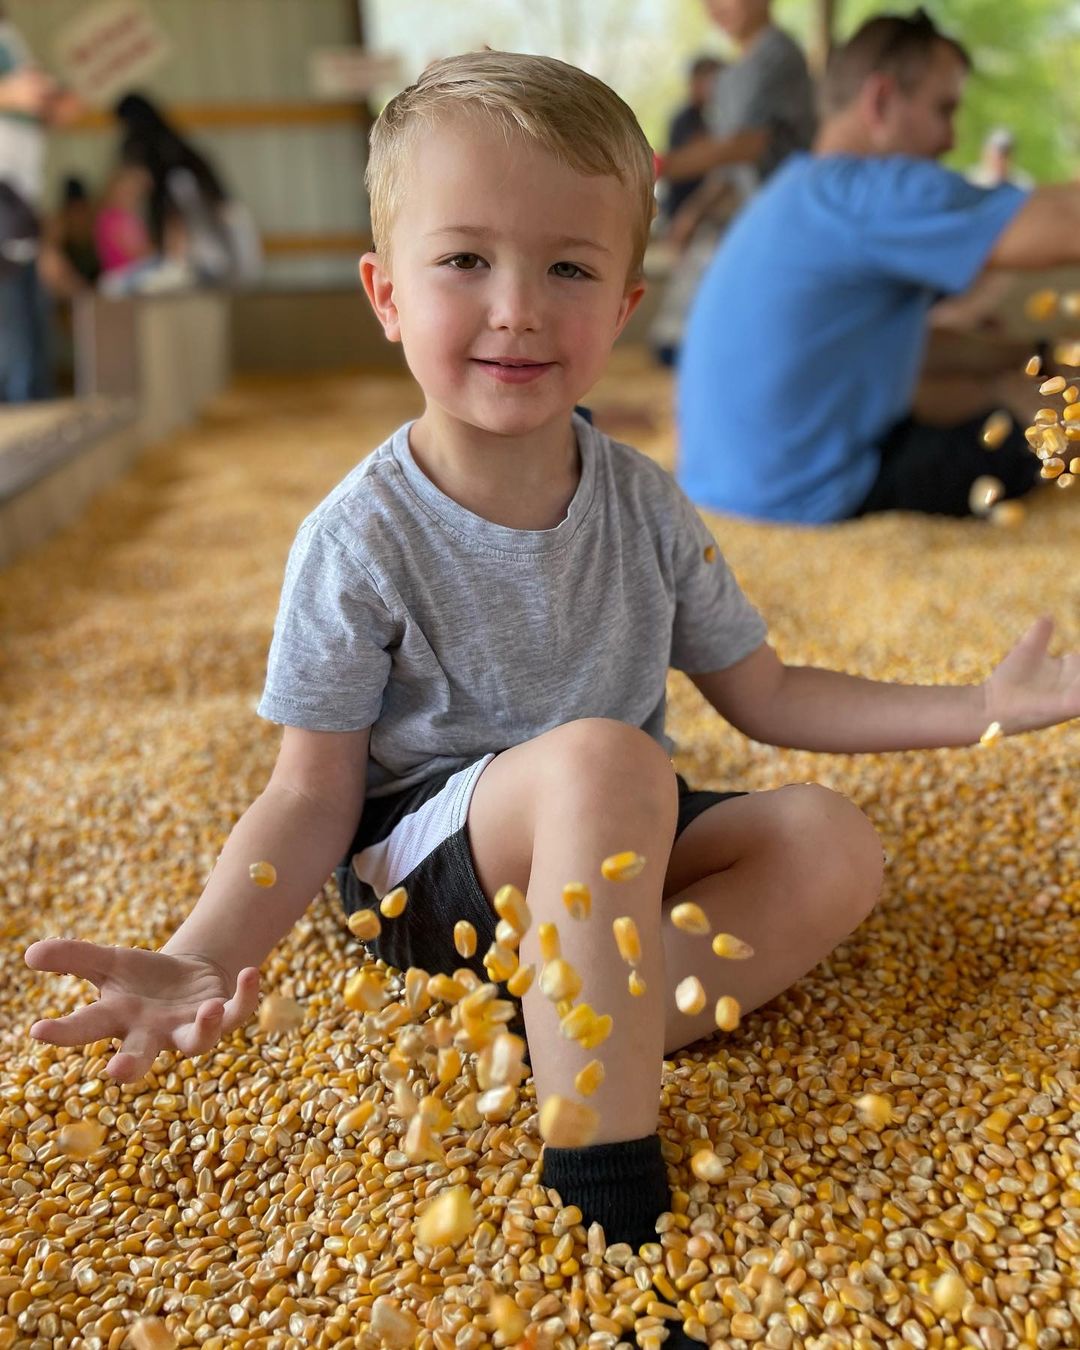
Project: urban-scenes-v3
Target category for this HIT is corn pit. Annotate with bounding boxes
[1,352,1079,1349]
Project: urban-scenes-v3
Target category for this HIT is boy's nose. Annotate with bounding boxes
[488,277,542,333]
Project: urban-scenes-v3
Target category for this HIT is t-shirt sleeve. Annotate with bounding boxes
[257,522,397,730]
[843,159,1029,295]
[665,482,768,673]
[735,40,813,176]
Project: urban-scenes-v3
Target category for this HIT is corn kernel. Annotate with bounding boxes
[575,1059,605,1096]
[1057,472,1075,489]
[343,969,387,1012]
[537,921,561,962]
[1063,385,1079,403]
[453,920,477,959]
[628,969,647,996]
[979,410,1011,449]
[1039,375,1067,396]
[417,1185,476,1247]
[58,1120,107,1160]
[990,500,1025,527]
[539,956,582,1002]
[427,972,467,1003]
[560,1002,597,1040]
[855,1093,893,1129]
[257,993,303,1034]
[711,932,754,959]
[506,961,535,998]
[248,860,276,887]
[379,886,408,918]
[930,1270,968,1315]
[1024,354,1042,377]
[1065,403,1080,423]
[1041,458,1065,480]
[1025,288,1058,321]
[613,916,642,965]
[1034,407,1059,426]
[336,1100,375,1136]
[968,475,1003,515]
[493,883,531,936]
[690,1149,726,1182]
[370,1298,418,1348]
[129,1318,177,1350]
[979,721,1003,747]
[601,850,646,882]
[347,907,381,941]
[579,1012,613,1049]
[539,1095,599,1147]
[489,1292,526,1339]
[483,941,518,983]
[562,881,591,920]
[703,544,717,563]
[675,976,706,1016]
[714,995,740,1032]
[670,901,710,935]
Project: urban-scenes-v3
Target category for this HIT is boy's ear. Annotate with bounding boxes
[613,278,647,341]
[359,251,401,343]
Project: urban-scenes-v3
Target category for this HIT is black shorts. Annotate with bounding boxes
[334,759,743,988]
[855,409,1041,517]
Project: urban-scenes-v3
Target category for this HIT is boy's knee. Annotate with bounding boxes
[772,783,883,918]
[542,718,677,810]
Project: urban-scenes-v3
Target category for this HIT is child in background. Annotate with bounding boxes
[25,52,1080,1350]
[94,161,153,275]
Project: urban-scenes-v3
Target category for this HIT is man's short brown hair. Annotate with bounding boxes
[822,8,972,117]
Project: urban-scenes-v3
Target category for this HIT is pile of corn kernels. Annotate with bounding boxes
[1,351,1077,1350]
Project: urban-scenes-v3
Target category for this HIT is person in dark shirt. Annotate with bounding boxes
[661,55,723,225]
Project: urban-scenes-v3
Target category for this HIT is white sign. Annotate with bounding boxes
[309,47,404,101]
[53,0,170,108]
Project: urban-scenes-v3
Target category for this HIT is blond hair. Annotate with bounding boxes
[366,51,656,280]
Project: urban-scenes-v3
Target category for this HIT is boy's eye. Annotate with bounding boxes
[551,261,587,279]
[446,253,483,270]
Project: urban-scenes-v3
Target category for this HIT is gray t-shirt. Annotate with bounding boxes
[258,414,767,797]
[708,24,816,204]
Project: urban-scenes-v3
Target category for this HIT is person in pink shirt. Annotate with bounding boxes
[94,162,152,274]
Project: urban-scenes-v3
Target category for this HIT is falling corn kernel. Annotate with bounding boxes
[537,922,561,962]
[257,993,303,1034]
[1054,340,1080,365]
[1064,386,1079,404]
[980,1107,1014,1136]
[506,962,534,998]
[1066,405,1080,423]
[248,860,276,887]
[379,886,408,918]
[336,1101,375,1136]
[855,1093,894,1129]
[477,1085,516,1120]
[711,932,754,960]
[403,1115,444,1164]
[601,850,646,882]
[560,1002,597,1041]
[483,941,518,984]
[1058,473,1075,489]
[1023,425,1041,448]
[575,1059,605,1096]
[715,995,740,1032]
[578,1012,613,1050]
[1041,458,1065,480]
[493,883,531,936]
[1070,458,1080,475]
[1034,408,1059,426]
[703,544,717,563]
[129,1318,177,1350]
[427,972,467,1004]
[370,1297,419,1348]
[437,1046,462,1086]
[494,918,521,950]
[671,901,710,936]
[453,920,477,959]
[628,969,647,996]
[489,1292,526,1340]
[930,1270,969,1316]
[690,1148,726,1182]
[58,1120,107,1160]
[968,475,1004,515]
[539,1095,599,1148]
[612,916,642,965]
[1039,375,1067,396]
[343,969,387,1012]
[539,957,582,1003]
[485,1032,527,1088]
[1025,288,1058,322]
[979,410,1011,449]
[347,907,381,942]
[417,1185,476,1247]
[990,500,1025,528]
[1024,354,1042,377]
[675,975,707,1016]
[562,881,591,921]
[979,721,1004,748]
[1043,426,1068,456]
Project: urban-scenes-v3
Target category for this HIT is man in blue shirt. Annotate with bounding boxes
[677,8,1080,523]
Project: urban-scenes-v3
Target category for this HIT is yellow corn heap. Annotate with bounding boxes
[4,356,1079,1350]
[247,860,277,888]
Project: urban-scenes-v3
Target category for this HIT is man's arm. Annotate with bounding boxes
[160,725,370,982]
[691,620,1079,753]
[661,127,769,184]
[0,66,52,115]
[987,185,1080,270]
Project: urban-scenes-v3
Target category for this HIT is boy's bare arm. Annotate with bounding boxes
[692,619,1079,753]
[161,726,369,981]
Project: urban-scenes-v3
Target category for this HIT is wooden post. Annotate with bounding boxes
[809,0,839,77]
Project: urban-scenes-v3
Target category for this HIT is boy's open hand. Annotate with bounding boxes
[24,940,261,1084]
[984,616,1080,736]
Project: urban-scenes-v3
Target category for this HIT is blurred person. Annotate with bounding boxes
[95,162,153,275]
[52,176,100,286]
[0,4,80,400]
[650,0,815,365]
[967,127,1034,190]
[677,8,1080,523]
[661,54,724,225]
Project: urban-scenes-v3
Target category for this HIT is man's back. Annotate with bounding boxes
[676,153,1027,522]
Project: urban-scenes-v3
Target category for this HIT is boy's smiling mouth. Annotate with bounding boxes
[473,357,555,383]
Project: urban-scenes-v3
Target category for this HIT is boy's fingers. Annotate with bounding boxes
[220,968,261,1034]
[24,938,118,989]
[173,998,226,1055]
[29,1003,121,1047]
[107,1027,162,1084]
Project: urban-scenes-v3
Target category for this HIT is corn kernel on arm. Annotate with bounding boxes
[690,626,1079,753]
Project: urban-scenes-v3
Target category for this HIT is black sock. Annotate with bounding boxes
[541,1132,669,1251]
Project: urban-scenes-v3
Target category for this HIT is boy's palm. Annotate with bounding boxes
[986,616,1080,733]
[24,939,261,1083]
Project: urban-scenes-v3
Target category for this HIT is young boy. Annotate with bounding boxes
[24,51,1080,1350]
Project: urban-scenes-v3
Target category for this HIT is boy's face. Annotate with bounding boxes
[361,116,645,441]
